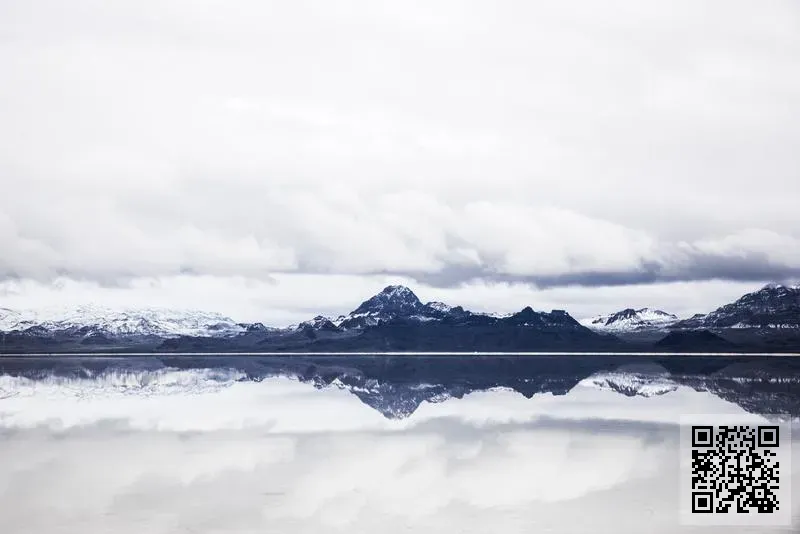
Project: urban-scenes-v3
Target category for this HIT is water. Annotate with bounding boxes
[2,353,800,419]
[1,354,799,533]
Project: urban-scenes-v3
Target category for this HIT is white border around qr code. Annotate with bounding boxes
[679,414,793,527]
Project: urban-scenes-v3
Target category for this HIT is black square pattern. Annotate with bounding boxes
[692,492,714,513]
[692,426,714,447]
[758,426,779,448]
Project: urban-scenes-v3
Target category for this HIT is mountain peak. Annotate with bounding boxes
[382,285,416,297]
[424,301,452,313]
[351,285,423,316]
[504,306,544,326]
[583,307,678,332]
[690,282,800,328]
[761,283,786,291]
[758,283,800,293]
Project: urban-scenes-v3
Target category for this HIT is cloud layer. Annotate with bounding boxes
[2,0,800,297]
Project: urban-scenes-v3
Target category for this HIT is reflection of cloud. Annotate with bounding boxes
[0,376,798,533]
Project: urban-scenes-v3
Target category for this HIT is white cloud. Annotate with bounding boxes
[1,0,799,313]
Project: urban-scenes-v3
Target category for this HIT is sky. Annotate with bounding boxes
[0,373,797,533]
[1,0,800,324]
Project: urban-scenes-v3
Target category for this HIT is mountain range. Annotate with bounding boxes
[2,283,800,353]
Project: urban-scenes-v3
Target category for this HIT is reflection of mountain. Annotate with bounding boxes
[655,330,737,351]
[2,355,798,420]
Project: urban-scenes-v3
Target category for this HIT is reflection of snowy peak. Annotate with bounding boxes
[577,372,679,397]
[324,378,461,418]
[583,308,678,332]
[3,356,800,421]
[0,305,245,338]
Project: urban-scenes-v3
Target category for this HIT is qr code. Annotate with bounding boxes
[690,425,780,513]
[680,416,792,527]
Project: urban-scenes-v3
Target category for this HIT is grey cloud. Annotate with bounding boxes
[397,255,800,290]
[4,217,800,290]
[658,252,800,286]
[1,0,800,295]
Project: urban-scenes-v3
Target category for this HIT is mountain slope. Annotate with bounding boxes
[333,285,456,329]
[583,308,678,332]
[672,284,800,329]
[0,305,246,338]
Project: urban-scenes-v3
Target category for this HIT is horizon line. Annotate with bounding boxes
[2,351,800,357]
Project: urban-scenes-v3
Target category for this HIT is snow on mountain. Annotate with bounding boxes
[582,307,678,332]
[0,308,29,332]
[635,308,678,323]
[483,311,515,319]
[304,285,454,331]
[8,282,797,342]
[672,283,800,329]
[0,305,246,338]
[298,315,341,331]
[297,286,591,333]
[351,285,424,316]
[425,301,453,313]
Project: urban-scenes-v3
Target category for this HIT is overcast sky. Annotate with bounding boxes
[1,0,799,324]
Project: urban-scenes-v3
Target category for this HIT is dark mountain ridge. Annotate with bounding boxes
[672,283,800,329]
[3,283,800,353]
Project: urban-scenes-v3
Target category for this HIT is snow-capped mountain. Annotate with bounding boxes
[351,285,423,317]
[297,315,341,332]
[425,301,453,314]
[672,283,800,329]
[582,308,678,332]
[301,285,465,331]
[298,285,587,332]
[0,308,25,332]
[0,305,246,338]
[4,282,800,353]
